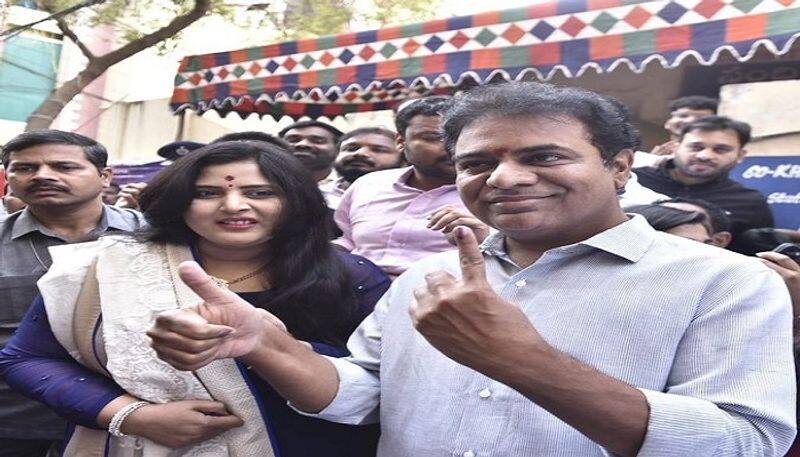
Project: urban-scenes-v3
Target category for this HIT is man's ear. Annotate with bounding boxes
[100,167,113,187]
[736,148,748,164]
[611,149,634,191]
[396,133,407,159]
[711,231,732,248]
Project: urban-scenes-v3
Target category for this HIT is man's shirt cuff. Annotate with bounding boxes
[289,356,380,425]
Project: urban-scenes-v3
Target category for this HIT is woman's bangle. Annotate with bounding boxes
[108,400,149,437]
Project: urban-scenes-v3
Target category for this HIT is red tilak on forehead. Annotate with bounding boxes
[224,175,235,181]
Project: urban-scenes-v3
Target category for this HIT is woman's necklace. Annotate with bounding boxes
[210,264,268,288]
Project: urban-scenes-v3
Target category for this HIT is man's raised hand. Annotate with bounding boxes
[147,261,286,371]
[410,226,544,376]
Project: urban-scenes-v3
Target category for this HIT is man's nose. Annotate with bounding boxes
[294,138,314,149]
[31,165,58,181]
[351,146,372,158]
[486,162,537,188]
[694,148,715,161]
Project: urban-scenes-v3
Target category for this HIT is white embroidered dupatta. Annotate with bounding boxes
[39,237,275,457]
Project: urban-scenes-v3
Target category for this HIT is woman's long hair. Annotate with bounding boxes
[137,141,357,346]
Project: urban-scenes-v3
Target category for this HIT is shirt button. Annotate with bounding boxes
[514,279,526,287]
[478,388,491,399]
[463,451,476,457]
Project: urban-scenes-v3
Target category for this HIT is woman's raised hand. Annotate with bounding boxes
[122,400,243,449]
[147,261,287,371]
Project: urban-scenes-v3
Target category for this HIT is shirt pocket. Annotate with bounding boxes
[0,275,41,326]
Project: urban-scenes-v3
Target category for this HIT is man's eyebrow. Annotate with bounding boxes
[688,142,735,148]
[48,160,85,165]
[454,144,574,160]
[10,160,82,166]
[345,140,390,148]
[302,135,331,141]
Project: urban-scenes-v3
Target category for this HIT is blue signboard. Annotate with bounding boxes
[730,156,800,230]
[111,161,166,186]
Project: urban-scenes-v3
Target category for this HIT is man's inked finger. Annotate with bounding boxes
[454,225,488,284]
[179,261,239,306]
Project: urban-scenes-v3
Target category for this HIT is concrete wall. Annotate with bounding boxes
[719,79,800,157]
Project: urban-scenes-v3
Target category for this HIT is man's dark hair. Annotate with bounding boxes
[137,141,359,346]
[394,96,452,137]
[668,96,718,113]
[212,131,292,150]
[656,197,731,233]
[277,121,343,141]
[2,129,108,170]
[442,82,641,165]
[679,115,751,147]
[336,127,396,150]
[626,204,708,232]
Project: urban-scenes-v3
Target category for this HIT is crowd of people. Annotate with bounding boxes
[0,81,798,457]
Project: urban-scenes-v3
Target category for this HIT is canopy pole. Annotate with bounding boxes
[175,110,186,141]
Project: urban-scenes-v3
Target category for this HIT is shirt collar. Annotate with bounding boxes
[580,214,654,262]
[10,208,49,240]
[11,205,125,240]
[480,215,655,263]
[394,166,417,187]
[394,166,457,192]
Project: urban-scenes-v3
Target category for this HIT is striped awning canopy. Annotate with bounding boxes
[170,0,800,120]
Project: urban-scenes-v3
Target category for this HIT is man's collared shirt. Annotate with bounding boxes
[0,205,144,439]
[319,177,350,210]
[333,166,465,276]
[317,169,339,186]
[304,216,796,456]
[621,171,668,207]
[635,160,774,250]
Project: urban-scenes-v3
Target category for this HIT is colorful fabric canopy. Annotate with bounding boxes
[170,0,800,119]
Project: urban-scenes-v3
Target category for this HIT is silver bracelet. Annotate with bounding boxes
[108,401,149,437]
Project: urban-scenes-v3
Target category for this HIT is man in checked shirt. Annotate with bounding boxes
[150,82,796,457]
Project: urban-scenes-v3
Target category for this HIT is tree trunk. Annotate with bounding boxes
[24,0,211,132]
[24,64,104,131]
